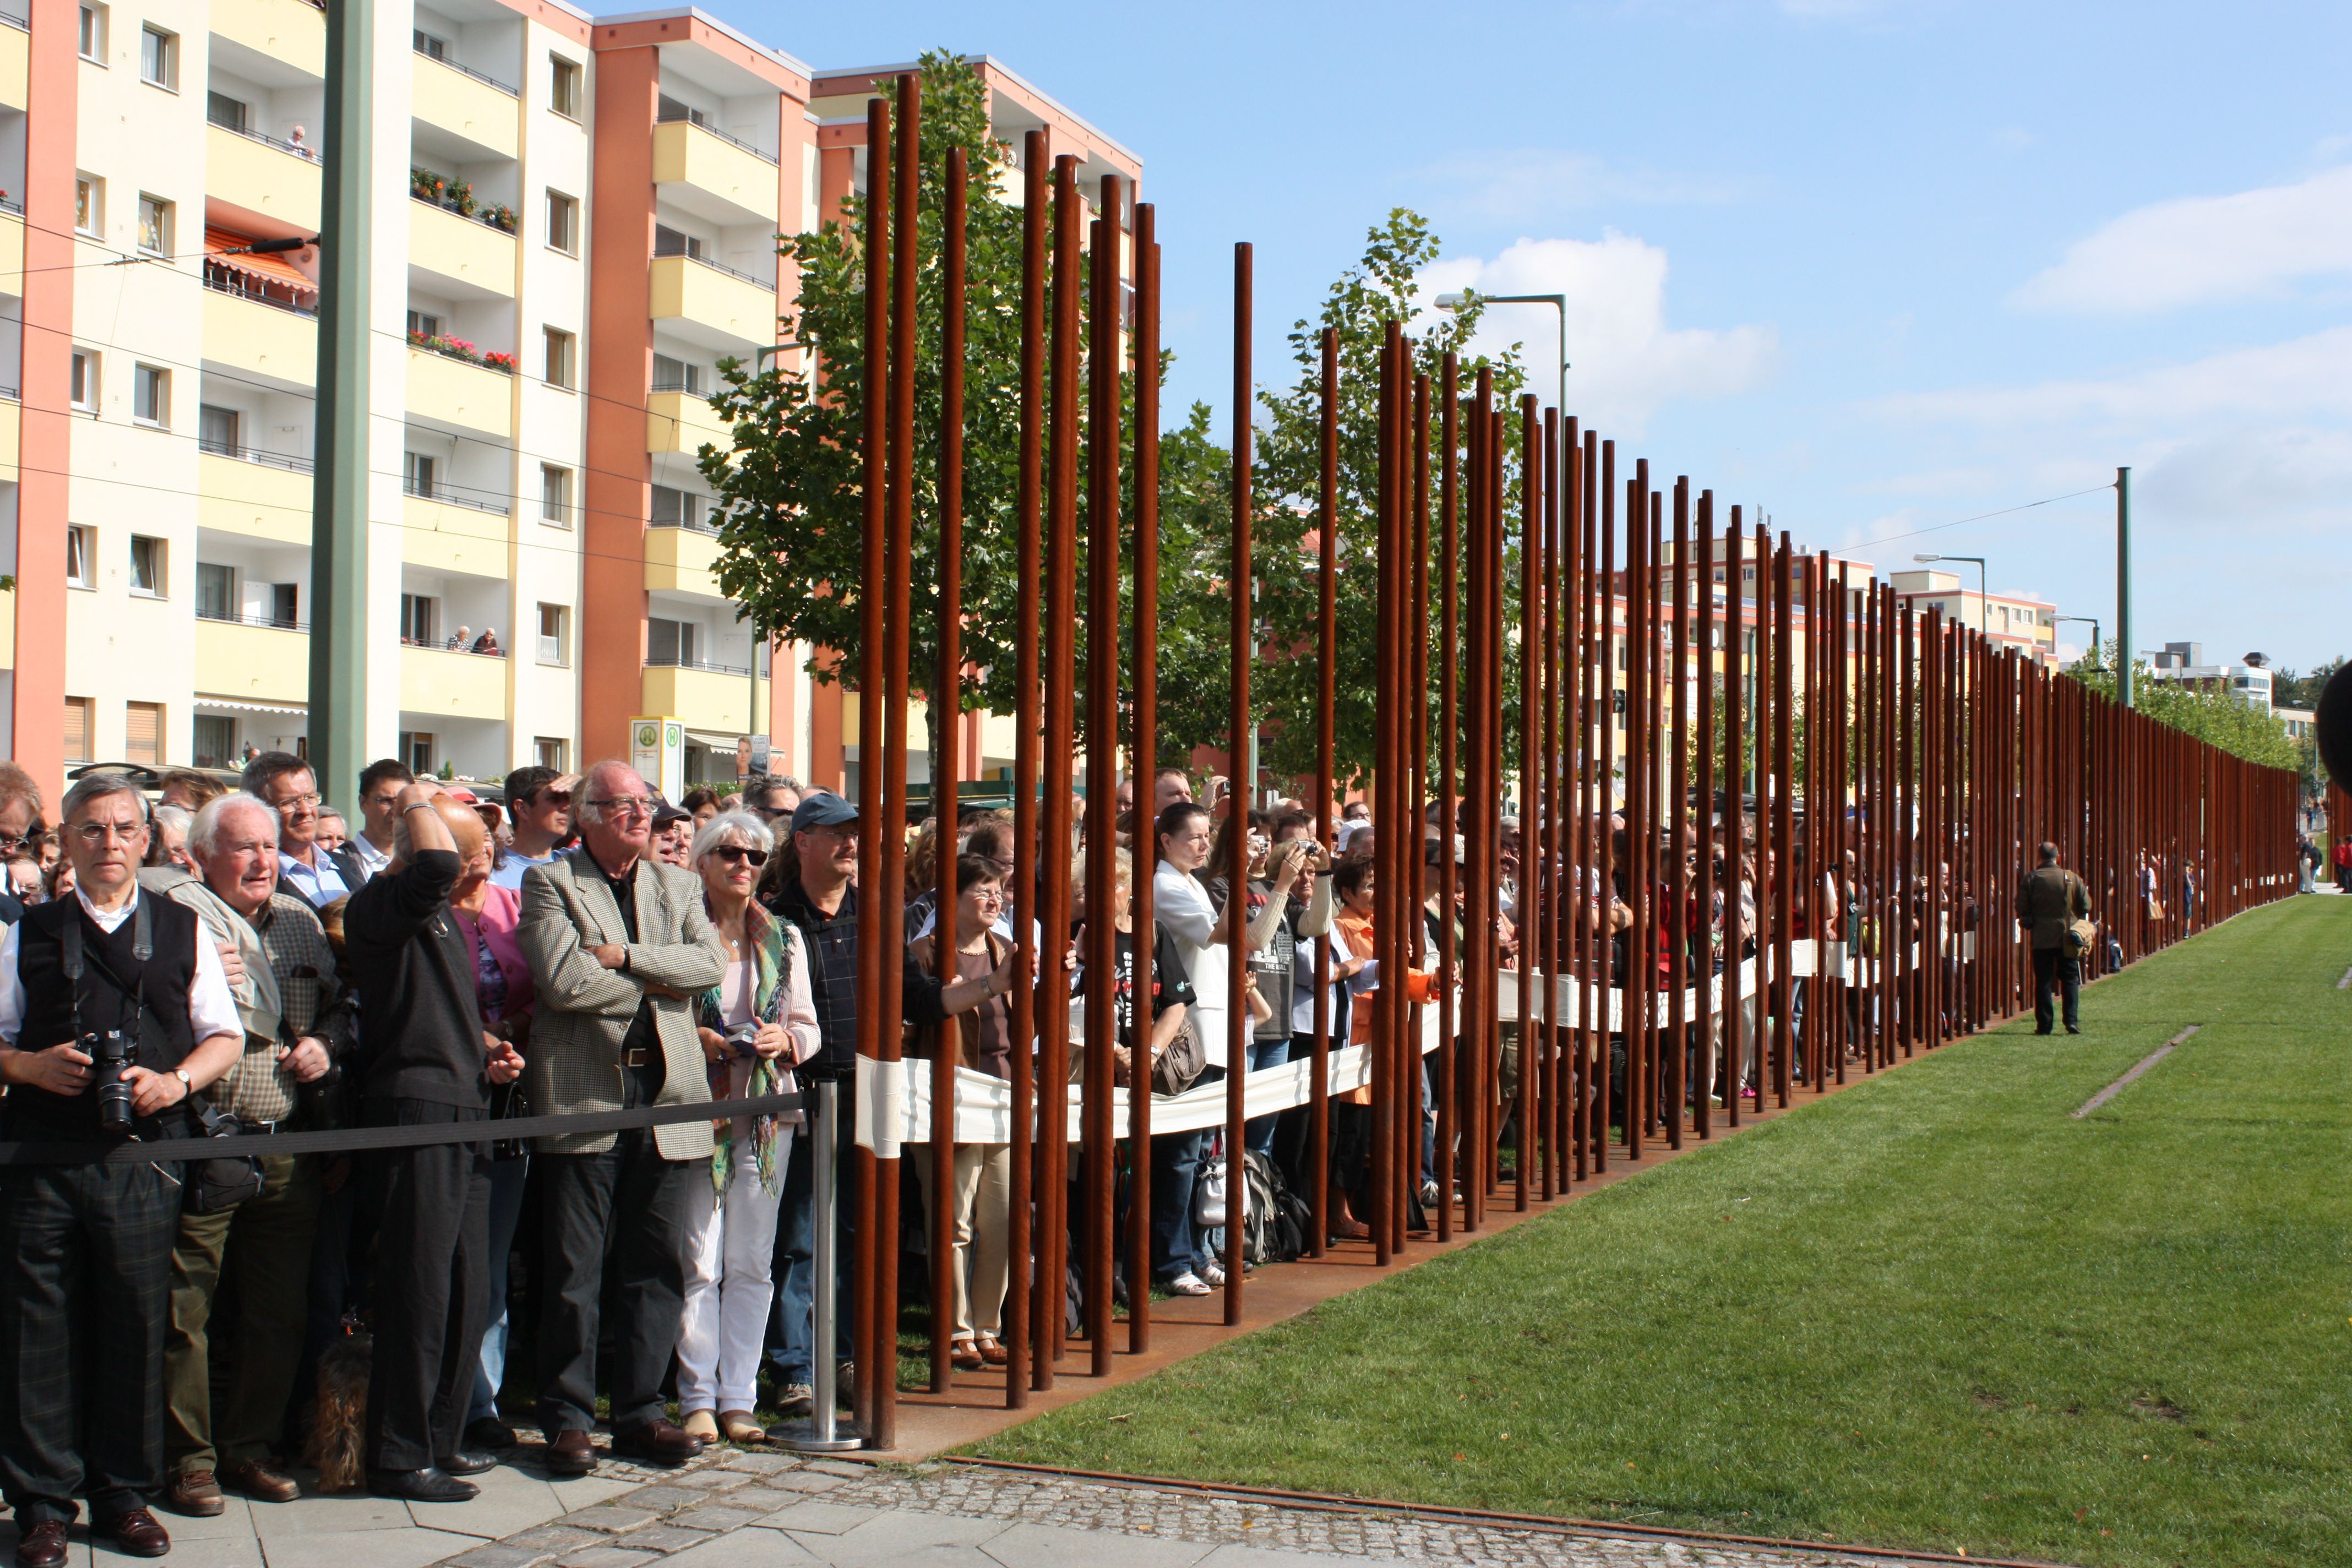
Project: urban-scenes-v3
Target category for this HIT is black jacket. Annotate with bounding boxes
[345,850,488,1108]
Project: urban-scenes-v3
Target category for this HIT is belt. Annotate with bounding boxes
[622,1049,656,1069]
[237,1119,283,1135]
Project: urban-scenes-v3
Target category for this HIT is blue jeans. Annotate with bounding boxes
[769,1080,854,1386]
[1243,1037,1289,1158]
[1149,1064,1222,1281]
[466,1156,529,1426]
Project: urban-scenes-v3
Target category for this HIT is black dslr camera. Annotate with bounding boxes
[87,1028,136,1135]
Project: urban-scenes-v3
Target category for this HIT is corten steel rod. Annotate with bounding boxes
[1037,154,1082,1380]
[1463,368,1493,1222]
[1082,175,1123,1376]
[1514,393,1540,1208]
[1667,476,1690,1149]
[1369,322,1400,1267]
[1003,127,1046,1410]
[1746,519,1768,1109]
[1896,594,1914,1058]
[1646,487,1665,1138]
[1409,369,1433,1237]
[1694,495,1715,1139]
[1622,465,1647,1158]
[1576,429,1598,1176]
[1539,410,1561,1197]
[1484,405,1507,1201]
[1128,205,1160,1355]
[1310,327,1337,1257]
[871,69,922,1452]
[928,144,968,1397]
[1594,440,1615,1164]
[1435,353,1460,1232]
[1223,242,1253,1321]
[1721,511,1742,1123]
[1771,530,1793,1107]
[1561,424,1585,1184]
[851,91,890,1437]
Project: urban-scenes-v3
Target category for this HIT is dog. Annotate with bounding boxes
[305,1314,373,1494]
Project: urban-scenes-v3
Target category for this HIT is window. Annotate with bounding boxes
[539,463,572,526]
[205,91,247,132]
[132,363,167,426]
[65,525,94,589]
[403,450,437,497]
[73,175,100,236]
[69,349,97,410]
[534,736,568,772]
[63,700,92,766]
[78,3,105,62]
[128,534,165,597]
[650,483,712,531]
[536,602,569,665]
[126,701,161,766]
[400,592,438,645]
[412,29,447,60]
[399,730,435,776]
[192,715,234,770]
[647,617,698,667]
[651,353,703,395]
[549,56,581,118]
[269,583,297,627]
[198,403,238,456]
[545,190,578,254]
[135,193,168,255]
[542,326,574,389]
[652,223,704,262]
[406,308,442,340]
[195,562,233,620]
[138,25,175,89]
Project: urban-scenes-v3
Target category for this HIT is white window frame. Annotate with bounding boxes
[135,193,168,257]
[132,363,168,427]
[540,462,573,527]
[128,533,165,598]
[549,55,581,120]
[542,326,575,390]
[73,175,101,237]
[65,525,95,589]
[78,3,105,63]
[536,602,569,667]
[545,189,578,255]
[138,24,176,90]
[69,349,97,411]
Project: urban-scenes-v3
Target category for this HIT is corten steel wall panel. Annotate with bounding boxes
[13,2,74,783]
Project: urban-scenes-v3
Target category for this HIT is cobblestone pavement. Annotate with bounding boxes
[427,1447,1975,1568]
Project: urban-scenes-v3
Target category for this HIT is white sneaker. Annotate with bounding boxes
[1200,1260,1228,1288]
[1166,1271,1211,1295]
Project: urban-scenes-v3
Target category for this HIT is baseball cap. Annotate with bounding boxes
[790,790,858,834]
[651,793,692,828]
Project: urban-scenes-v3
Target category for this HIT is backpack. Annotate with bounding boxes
[1262,1155,1313,1263]
[1240,1151,1279,1267]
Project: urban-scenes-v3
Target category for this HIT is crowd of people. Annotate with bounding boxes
[0,742,2148,1564]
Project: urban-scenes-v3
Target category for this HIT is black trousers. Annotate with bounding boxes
[537,1128,697,1434]
[2032,946,2081,1033]
[362,1100,492,1473]
[0,1157,179,1526]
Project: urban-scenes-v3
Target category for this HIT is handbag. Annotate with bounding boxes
[184,1099,265,1214]
[1151,1012,1207,1098]
[1194,1137,1229,1228]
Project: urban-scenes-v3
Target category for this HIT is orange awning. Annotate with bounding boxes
[204,226,315,293]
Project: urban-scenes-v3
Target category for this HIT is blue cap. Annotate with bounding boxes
[790,790,859,834]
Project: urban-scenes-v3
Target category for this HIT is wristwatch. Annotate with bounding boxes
[172,1068,193,1099]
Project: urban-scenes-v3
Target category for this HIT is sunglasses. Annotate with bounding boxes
[710,845,769,868]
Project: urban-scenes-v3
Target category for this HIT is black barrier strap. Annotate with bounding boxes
[0,1091,805,1166]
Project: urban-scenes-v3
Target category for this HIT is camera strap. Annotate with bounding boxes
[59,896,159,1058]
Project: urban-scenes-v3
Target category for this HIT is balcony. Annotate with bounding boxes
[641,661,755,734]
[0,397,16,484]
[412,48,519,164]
[647,252,777,355]
[209,0,324,80]
[0,14,24,113]
[402,488,510,578]
[0,207,20,279]
[646,389,731,456]
[409,198,516,299]
[207,123,322,232]
[198,448,313,546]
[651,117,780,230]
[401,643,508,722]
[202,278,317,389]
[198,616,311,707]
[644,521,724,599]
[406,343,513,438]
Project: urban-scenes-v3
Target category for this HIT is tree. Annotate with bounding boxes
[1248,210,1527,793]
[2071,649,2299,770]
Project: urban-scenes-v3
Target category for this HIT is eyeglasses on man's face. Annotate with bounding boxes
[590,796,655,819]
[272,791,322,812]
[75,819,148,846]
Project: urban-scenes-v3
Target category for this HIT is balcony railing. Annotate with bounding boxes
[654,106,779,166]
[212,119,321,163]
[415,44,518,97]
[409,188,518,234]
[402,636,509,657]
[646,652,753,677]
[649,377,707,395]
[403,478,511,514]
[204,263,318,318]
[0,0,28,30]
[651,240,775,292]
[199,437,314,473]
[0,195,23,216]
[198,608,309,632]
[408,333,517,373]
[650,514,721,537]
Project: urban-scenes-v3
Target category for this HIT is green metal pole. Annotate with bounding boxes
[2115,466,2132,709]
[310,0,372,807]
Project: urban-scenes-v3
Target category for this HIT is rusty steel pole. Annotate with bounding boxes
[1695,494,1716,1138]
[1310,327,1337,1256]
[1370,322,1401,1266]
[1223,243,1254,1321]
[1082,175,1124,1375]
[1435,354,1460,1233]
[1128,202,1160,1355]
[1594,440,1615,1165]
[1538,410,1562,1197]
[1514,394,1540,1208]
[1409,369,1433,1238]
[1667,476,1690,1149]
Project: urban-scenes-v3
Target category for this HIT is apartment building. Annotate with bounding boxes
[0,0,1136,801]
[1887,568,2058,663]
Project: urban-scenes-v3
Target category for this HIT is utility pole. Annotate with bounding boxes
[2115,466,2132,709]
[310,0,372,805]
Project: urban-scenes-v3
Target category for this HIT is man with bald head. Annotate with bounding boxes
[519,761,724,1474]
[345,783,524,1502]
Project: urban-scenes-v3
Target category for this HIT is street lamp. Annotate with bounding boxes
[1914,553,1986,636]
[2055,615,2102,671]
[1432,292,1568,427]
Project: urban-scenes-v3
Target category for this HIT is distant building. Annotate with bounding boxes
[1886,570,2059,663]
[2146,643,2273,707]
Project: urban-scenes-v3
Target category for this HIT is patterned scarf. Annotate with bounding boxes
[701,903,798,1199]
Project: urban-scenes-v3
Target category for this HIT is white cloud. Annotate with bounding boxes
[1414,149,1745,224]
[1871,326,2352,429]
[2013,165,2352,313]
[1418,232,1776,438]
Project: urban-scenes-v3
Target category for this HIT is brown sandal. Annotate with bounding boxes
[950,1340,985,1371]
[975,1337,1008,1366]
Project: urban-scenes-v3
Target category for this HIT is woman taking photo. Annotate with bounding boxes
[680,810,820,1443]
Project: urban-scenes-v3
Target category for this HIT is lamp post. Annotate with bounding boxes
[1431,292,1567,424]
[1914,553,1986,636]
[2056,615,2101,672]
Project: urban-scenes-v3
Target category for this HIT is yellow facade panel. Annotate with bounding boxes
[641,524,723,598]
[640,665,752,734]
[645,390,731,456]
[197,620,309,707]
[202,288,317,388]
[0,23,26,114]
[400,644,509,722]
[206,124,322,233]
[651,121,780,228]
[209,0,325,80]
[647,255,778,352]
[0,398,17,484]
[412,56,520,162]
[402,493,510,580]
[197,454,311,545]
[409,200,517,298]
[406,347,514,439]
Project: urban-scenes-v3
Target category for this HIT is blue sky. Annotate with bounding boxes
[718,0,2352,676]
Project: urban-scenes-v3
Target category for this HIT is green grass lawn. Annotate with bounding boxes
[968,896,2352,1568]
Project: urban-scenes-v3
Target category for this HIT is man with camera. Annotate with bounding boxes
[145,793,355,1515]
[0,776,244,1566]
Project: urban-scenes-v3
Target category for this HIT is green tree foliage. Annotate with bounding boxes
[2070,645,2298,769]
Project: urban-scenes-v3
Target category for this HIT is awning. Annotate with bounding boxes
[683,730,740,750]
[204,227,317,295]
[194,698,308,717]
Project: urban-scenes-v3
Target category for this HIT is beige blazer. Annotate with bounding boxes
[519,852,727,1157]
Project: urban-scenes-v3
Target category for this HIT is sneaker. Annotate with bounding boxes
[1165,1271,1212,1295]
[1418,1180,1439,1206]
[775,1382,815,1419]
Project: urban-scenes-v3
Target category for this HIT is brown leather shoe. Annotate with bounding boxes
[166,1468,225,1516]
[93,1508,171,1558]
[543,1428,597,1477]
[223,1457,302,1504]
[608,1419,700,1466]
[13,1521,68,1568]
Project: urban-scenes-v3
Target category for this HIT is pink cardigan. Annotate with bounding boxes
[466,883,536,1023]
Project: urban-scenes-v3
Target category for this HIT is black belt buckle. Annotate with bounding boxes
[242,1120,280,1136]
[621,1048,653,1069]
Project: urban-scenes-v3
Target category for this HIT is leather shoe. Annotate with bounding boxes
[608,1419,700,1466]
[435,1450,497,1477]
[93,1508,172,1558]
[543,1428,597,1477]
[223,1457,302,1504]
[13,1520,68,1568]
[167,1468,225,1516]
[368,1467,480,1504]
[464,1416,518,1451]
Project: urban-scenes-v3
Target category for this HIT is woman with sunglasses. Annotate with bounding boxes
[677,810,820,1444]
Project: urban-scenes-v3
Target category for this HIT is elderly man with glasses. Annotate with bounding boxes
[239,753,348,910]
[518,761,726,1476]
